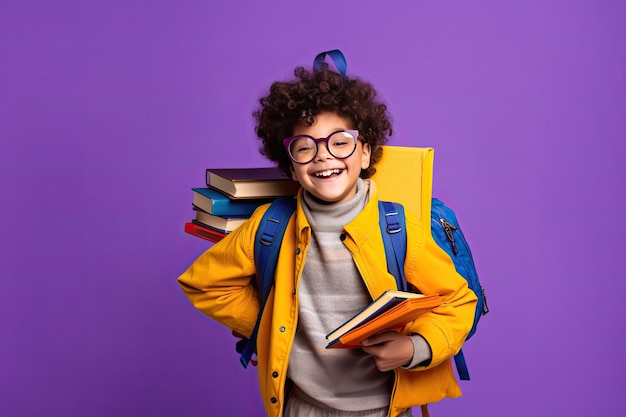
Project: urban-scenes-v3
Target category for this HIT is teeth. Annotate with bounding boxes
[315,169,342,178]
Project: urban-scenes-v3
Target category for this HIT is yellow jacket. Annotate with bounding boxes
[178,182,477,417]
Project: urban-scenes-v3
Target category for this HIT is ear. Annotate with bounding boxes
[360,142,371,170]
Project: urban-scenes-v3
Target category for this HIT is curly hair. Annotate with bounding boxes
[254,66,393,179]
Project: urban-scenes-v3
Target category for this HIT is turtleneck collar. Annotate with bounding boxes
[301,178,371,230]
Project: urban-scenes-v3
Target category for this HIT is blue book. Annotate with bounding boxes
[192,187,272,217]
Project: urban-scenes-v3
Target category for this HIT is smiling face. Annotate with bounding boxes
[289,112,371,204]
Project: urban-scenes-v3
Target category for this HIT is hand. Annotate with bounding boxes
[360,330,414,372]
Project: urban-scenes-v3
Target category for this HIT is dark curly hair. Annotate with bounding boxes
[254,66,393,179]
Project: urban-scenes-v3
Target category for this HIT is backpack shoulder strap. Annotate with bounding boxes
[381,199,473,381]
[254,197,297,301]
[378,201,408,292]
[238,197,296,368]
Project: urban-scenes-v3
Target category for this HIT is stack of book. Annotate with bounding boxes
[185,167,300,243]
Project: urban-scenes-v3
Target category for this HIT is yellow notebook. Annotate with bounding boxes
[372,146,434,227]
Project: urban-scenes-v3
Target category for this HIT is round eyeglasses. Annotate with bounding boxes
[282,130,360,164]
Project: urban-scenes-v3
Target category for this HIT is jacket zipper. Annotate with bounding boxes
[348,239,400,417]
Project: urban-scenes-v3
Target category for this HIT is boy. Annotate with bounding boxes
[178,65,477,417]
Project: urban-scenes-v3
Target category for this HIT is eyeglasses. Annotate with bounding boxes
[282,130,360,164]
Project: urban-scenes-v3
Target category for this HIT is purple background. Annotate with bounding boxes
[1,1,625,416]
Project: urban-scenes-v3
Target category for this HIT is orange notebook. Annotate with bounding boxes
[325,290,442,349]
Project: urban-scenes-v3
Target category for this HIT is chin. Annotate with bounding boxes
[309,192,343,204]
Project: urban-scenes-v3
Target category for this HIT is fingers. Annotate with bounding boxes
[361,330,400,346]
[360,332,414,372]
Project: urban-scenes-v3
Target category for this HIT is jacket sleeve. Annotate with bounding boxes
[402,210,478,369]
[177,205,269,339]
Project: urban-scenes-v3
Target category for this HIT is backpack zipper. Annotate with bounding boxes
[440,218,459,255]
[440,217,489,316]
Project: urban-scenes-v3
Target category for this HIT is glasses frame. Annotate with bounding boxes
[282,129,360,164]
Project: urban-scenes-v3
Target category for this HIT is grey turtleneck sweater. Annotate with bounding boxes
[287,179,394,411]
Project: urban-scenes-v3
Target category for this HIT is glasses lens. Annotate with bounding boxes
[289,136,316,163]
[328,131,357,158]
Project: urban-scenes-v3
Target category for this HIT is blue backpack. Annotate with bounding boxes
[237,196,489,381]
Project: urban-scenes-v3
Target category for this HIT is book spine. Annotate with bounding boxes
[193,187,269,217]
[184,222,226,243]
[191,219,232,235]
[210,198,266,217]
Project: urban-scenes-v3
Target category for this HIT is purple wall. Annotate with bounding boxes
[2,1,625,416]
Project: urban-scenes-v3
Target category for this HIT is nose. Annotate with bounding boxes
[315,140,333,161]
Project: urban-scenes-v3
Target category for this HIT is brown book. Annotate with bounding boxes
[206,167,300,199]
[325,290,442,349]
[193,207,248,233]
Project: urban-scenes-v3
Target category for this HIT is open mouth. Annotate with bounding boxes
[313,168,343,178]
